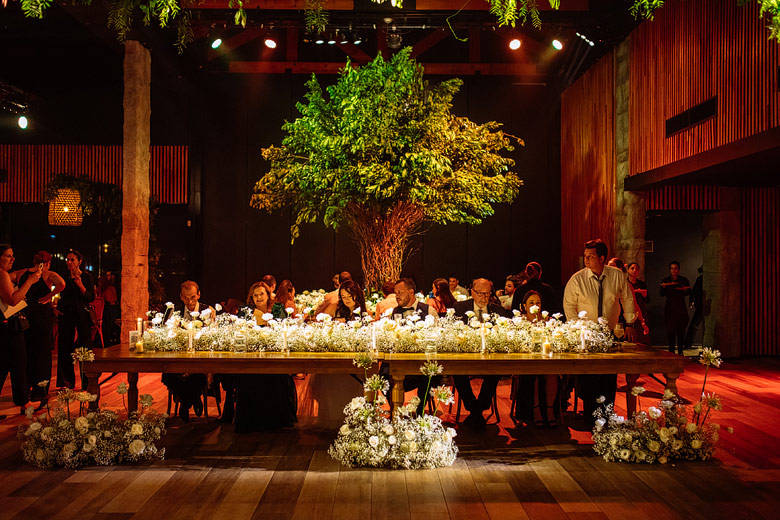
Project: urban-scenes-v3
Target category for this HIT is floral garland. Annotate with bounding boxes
[142,304,615,354]
[591,348,732,464]
[328,357,458,469]
[18,383,167,469]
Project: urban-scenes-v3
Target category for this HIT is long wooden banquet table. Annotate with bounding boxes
[84,343,684,417]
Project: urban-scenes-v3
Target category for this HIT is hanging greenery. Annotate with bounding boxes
[10,0,780,49]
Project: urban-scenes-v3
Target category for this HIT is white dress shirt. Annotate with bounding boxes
[563,265,636,330]
[398,300,439,319]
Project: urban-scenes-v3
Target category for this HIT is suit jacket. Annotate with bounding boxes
[453,299,511,323]
[392,301,436,318]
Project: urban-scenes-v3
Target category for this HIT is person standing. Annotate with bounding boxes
[660,261,691,355]
[18,251,65,403]
[684,266,703,350]
[626,262,651,345]
[0,244,40,417]
[56,250,95,390]
[563,239,637,427]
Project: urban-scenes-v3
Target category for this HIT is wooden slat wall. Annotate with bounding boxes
[560,49,615,281]
[741,187,780,356]
[646,185,721,212]
[0,145,188,204]
[629,0,780,175]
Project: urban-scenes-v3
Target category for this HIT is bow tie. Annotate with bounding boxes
[399,307,414,313]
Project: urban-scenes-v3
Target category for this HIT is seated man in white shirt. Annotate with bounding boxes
[563,239,637,427]
[448,275,469,299]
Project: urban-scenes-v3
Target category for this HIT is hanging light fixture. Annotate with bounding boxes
[48,188,83,226]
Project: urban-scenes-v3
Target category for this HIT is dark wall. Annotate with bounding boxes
[645,213,703,347]
[193,71,563,303]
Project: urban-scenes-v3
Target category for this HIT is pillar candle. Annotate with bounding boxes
[542,339,552,356]
[283,323,288,352]
[137,318,143,335]
[135,340,144,354]
[480,323,486,353]
[372,322,377,353]
[188,323,194,351]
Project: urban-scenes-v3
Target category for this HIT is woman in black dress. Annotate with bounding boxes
[234,281,297,432]
[0,244,40,416]
[660,261,691,355]
[56,250,95,389]
[18,251,65,403]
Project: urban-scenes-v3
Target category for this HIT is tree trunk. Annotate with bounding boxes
[348,201,424,292]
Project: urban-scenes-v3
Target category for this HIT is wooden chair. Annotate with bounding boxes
[166,383,222,422]
[454,376,500,423]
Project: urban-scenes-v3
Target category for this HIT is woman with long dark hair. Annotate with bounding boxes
[57,249,95,390]
[333,279,367,320]
[426,277,456,315]
[0,244,39,416]
[18,251,65,403]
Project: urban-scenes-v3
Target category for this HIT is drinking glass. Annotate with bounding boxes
[614,323,625,340]
[234,331,246,353]
[128,330,139,352]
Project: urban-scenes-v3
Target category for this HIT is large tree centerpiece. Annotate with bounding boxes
[251,48,523,290]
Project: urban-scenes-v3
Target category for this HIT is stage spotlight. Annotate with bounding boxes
[327,33,336,44]
[339,32,349,44]
[509,39,521,50]
[552,39,563,50]
[18,116,28,129]
[211,38,222,49]
[386,26,402,49]
[353,34,362,44]
[264,38,277,49]
[315,36,325,44]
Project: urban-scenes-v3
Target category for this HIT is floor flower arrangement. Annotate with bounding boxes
[328,356,458,469]
[592,348,731,464]
[19,349,167,469]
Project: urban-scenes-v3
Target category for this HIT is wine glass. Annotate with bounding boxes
[613,323,625,347]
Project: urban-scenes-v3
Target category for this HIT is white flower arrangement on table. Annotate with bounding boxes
[592,348,732,464]
[18,378,167,469]
[138,306,616,354]
[328,357,458,469]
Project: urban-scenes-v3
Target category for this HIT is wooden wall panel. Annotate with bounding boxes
[629,0,779,175]
[646,185,721,212]
[0,145,188,204]
[560,49,615,281]
[741,187,780,356]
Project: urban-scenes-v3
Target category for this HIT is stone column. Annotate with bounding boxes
[121,40,151,342]
[614,38,646,268]
[702,188,741,357]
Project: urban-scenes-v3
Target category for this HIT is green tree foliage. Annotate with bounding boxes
[251,49,523,289]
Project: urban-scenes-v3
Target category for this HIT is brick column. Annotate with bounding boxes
[614,38,646,268]
[121,40,151,342]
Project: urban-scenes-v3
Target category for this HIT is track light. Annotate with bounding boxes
[552,39,563,50]
[211,38,222,49]
[264,38,277,49]
[509,38,521,50]
[18,116,28,129]
[386,25,401,49]
[575,32,596,46]
[315,35,325,44]
[353,34,362,45]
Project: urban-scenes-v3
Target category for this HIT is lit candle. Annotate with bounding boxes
[542,339,552,356]
[283,322,288,352]
[580,327,586,353]
[137,318,143,335]
[188,323,194,351]
[480,323,486,353]
[135,340,144,354]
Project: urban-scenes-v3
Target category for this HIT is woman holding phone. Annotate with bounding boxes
[56,249,95,390]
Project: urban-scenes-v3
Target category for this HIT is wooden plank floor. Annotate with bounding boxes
[0,350,778,519]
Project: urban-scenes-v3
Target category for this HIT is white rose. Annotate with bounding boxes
[669,426,678,435]
[24,422,42,436]
[672,440,683,451]
[404,430,416,441]
[648,407,662,420]
[88,434,97,445]
[130,423,144,436]
[339,424,351,436]
[75,416,89,433]
[619,449,631,460]
[686,422,697,434]
[382,425,394,436]
[82,443,94,453]
[129,439,146,456]
[388,435,397,445]
[648,440,660,453]
[691,439,702,449]
[368,436,379,448]
[447,427,457,439]
[408,441,418,452]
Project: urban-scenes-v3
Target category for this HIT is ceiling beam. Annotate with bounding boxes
[229,60,543,76]
[409,29,449,59]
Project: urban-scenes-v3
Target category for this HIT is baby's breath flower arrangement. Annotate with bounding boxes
[18,384,167,469]
[592,350,730,464]
[328,357,458,469]
[141,306,615,354]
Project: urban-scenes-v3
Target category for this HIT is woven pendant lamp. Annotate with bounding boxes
[48,188,83,226]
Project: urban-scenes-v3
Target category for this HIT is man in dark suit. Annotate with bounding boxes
[453,278,511,429]
[384,278,439,416]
